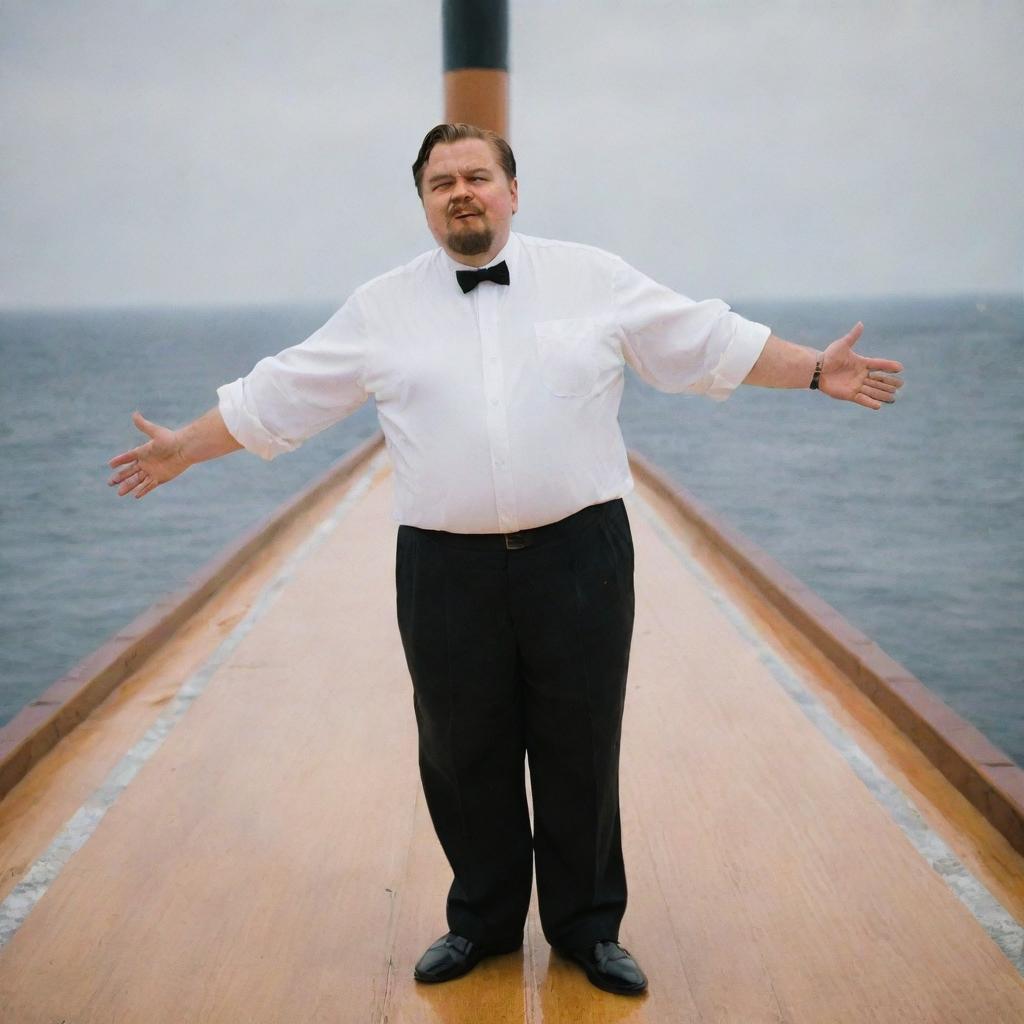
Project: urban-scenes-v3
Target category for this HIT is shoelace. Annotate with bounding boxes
[445,933,473,955]
[593,940,631,967]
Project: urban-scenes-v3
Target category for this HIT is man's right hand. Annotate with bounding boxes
[108,411,190,500]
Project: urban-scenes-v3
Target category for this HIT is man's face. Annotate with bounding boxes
[420,138,518,266]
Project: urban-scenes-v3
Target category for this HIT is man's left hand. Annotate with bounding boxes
[820,322,904,410]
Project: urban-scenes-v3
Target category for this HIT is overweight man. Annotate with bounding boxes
[109,123,904,997]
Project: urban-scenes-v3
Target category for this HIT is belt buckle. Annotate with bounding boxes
[504,531,528,550]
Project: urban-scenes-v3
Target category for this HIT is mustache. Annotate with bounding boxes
[448,203,483,220]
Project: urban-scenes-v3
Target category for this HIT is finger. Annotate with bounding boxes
[117,466,152,488]
[108,461,139,485]
[134,477,157,500]
[118,470,145,497]
[128,473,150,498]
[853,393,882,411]
[862,384,896,404]
[868,374,904,389]
[864,377,898,393]
[840,322,864,348]
[132,410,160,439]
[109,449,141,468]
[866,358,903,373]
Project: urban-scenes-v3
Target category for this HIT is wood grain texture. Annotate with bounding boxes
[630,451,1024,860]
[635,470,1024,929]
[1,465,1021,1021]
[0,433,386,803]
[0,444,387,909]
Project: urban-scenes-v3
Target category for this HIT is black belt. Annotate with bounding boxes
[403,498,623,551]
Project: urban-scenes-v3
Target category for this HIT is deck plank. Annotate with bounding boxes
[0,465,1022,1021]
[384,785,529,1023]
[0,455,373,908]
[0,471,413,1022]
[621,492,1024,1022]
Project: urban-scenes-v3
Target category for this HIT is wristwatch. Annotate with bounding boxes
[809,354,824,390]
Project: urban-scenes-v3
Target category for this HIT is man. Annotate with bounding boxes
[109,123,904,996]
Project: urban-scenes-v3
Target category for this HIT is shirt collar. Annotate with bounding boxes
[441,231,519,276]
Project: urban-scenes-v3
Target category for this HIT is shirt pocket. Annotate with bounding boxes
[533,316,613,398]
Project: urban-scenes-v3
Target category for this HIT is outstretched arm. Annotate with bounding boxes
[108,407,242,500]
[743,322,904,410]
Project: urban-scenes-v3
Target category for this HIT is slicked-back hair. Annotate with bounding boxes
[412,123,517,196]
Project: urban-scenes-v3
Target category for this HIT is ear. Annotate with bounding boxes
[510,177,518,215]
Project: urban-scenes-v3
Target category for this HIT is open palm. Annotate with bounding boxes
[820,322,904,410]
[108,411,189,499]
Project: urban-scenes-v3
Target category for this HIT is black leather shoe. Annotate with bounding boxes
[413,932,522,984]
[560,940,648,995]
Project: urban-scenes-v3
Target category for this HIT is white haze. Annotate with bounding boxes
[1,0,1021,308]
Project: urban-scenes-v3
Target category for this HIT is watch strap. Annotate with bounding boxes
[809,355,824,390]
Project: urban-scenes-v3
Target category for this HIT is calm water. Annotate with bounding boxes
[1,297,1021,764]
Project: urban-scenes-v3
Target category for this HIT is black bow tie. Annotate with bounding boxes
[456,260,510,293]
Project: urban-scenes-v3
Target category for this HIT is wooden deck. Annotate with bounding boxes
[1,440,1023,1022]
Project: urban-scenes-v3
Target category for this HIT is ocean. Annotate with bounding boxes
[1,296,1021,764]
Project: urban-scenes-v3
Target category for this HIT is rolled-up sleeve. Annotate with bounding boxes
[612,258,770,401]
[216,295,371,460]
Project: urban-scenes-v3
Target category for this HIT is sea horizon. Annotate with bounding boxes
[1,294,1021,766]
[2,287,1021,316]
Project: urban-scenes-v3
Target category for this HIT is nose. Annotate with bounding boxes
[452,174,474,203]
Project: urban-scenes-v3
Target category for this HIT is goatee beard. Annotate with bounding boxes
[447,223,493,256]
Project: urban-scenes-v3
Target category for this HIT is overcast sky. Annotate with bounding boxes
[2,1,1022,308]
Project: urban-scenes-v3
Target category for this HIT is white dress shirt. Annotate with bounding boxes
[217,232,770,533]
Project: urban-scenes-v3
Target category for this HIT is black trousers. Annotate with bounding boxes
[395,498,635,952]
